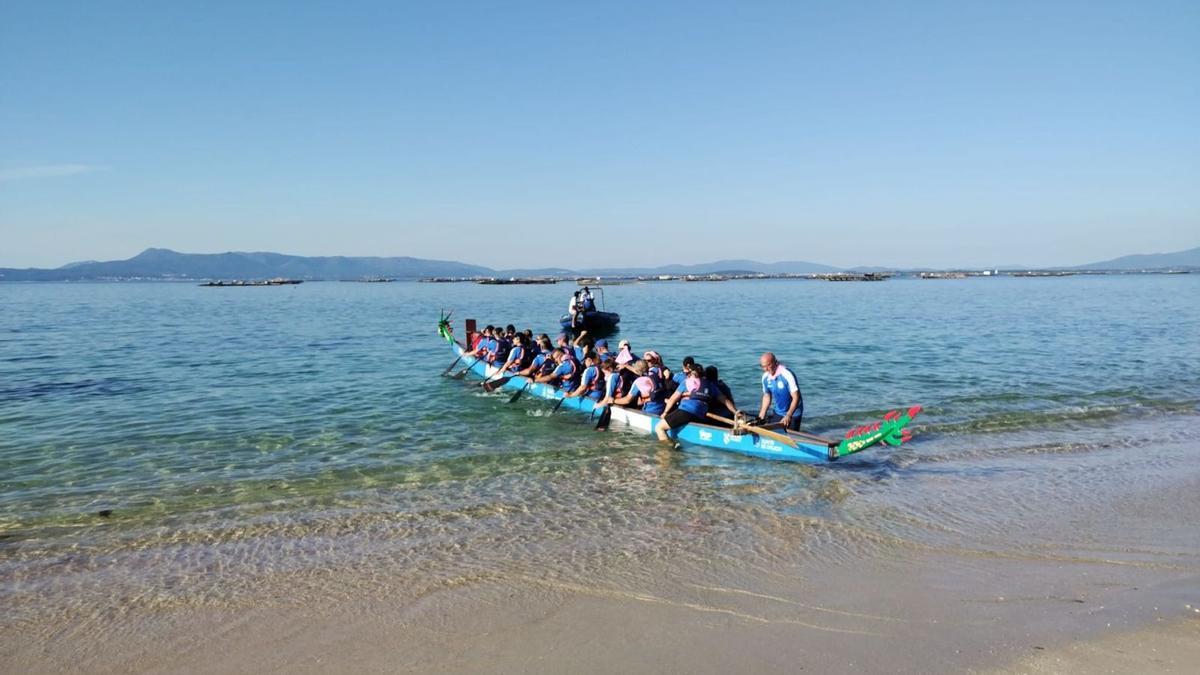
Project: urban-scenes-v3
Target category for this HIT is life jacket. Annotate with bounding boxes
[493,336,511,364]
[604,371,624,399]
[585,366,604,397]
[638,370,667,408]
[519,345,536,369]
[678,378,714,417]
[535,355,556,377]
[505,346,525,372]
[683,378,713,405]
[557,357,579,389]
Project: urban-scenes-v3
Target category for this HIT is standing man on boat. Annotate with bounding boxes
[757,352,803,431]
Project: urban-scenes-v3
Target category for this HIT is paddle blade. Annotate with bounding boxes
[441,355,465,376]
[508,382,532,403]
[483,376,512,392]
[595,406,612,431]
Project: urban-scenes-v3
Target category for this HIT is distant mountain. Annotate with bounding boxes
[0,250,847,281]
[1073,246,1200,270]
[0,248,492,281]
[577,259,841,276]
[3,245,1194,281]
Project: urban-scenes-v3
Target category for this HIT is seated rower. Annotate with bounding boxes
[572,332,593,362]
[563,352,603,400]
[704,365,736,426]
[491,329,512,365]
[520,341,557,379]
[614,339,635,365]
[498,334,526,373]
[479,327,501,362]
[536,348,581,392]
[594,339,612,362]
[670,356,695,394]
[467,326,493,357]
[609,361,668,416]
[656,361,737,442]
[595,359,623,408]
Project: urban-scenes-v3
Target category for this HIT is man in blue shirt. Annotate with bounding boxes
[757,352,803,431]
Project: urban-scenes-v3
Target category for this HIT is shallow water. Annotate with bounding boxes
[1,276,1198,624]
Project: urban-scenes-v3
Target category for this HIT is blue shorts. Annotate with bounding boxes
[766,410,803,431]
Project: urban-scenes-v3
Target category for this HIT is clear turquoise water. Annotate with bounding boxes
[1,277,1198,617]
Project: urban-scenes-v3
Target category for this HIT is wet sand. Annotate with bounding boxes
[993,617,1199,674]
[4,547,1196,674]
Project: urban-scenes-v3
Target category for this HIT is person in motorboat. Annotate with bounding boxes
[581,286,596,312]
[756,351,803,431]
[656,361,738,441]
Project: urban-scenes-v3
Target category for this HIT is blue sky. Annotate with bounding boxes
[2,1,1197,269]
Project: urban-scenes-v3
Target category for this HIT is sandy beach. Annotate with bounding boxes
[5,543,1197,674]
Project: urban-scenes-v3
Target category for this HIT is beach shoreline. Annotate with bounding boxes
[4,546,1196,674]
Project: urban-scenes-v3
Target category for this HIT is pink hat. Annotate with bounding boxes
[643,350,661,362]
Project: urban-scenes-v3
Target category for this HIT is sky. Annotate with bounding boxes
[1,1,1197,270]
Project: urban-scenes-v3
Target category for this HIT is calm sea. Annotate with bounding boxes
[2,276,1198,620]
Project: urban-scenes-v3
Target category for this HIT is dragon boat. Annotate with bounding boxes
[439,314,920,464]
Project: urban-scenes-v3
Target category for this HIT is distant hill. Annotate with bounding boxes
[0,248,493,281]
[0,250,848,281]
[577,259,841,276]
[3,245,1195,281]
[1073,246,1200,270]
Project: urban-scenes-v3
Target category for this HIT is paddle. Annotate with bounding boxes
[551,393,569,413]
[706,412,798,448]
[482,375,513,392]
[756,421,837,445]
[507,381,532,403]
[441,354,465,376]
[594,405,612,431]
[451,357,481,380]
[480,367,510,390]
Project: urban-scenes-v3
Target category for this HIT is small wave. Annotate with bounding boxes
[0,377,146,403]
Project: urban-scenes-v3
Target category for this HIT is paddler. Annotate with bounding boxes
[595,358,623,407]
[520,339,557,379]
[704,365,736,425]
[536,348,581,391]
[609,361,668,415]
[563,351,604,401]
[614,339,634,365]
[656,361,737,441]
[497,333,526,372]
[757,352,803,431]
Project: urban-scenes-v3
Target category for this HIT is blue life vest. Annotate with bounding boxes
[678,379,713,417]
